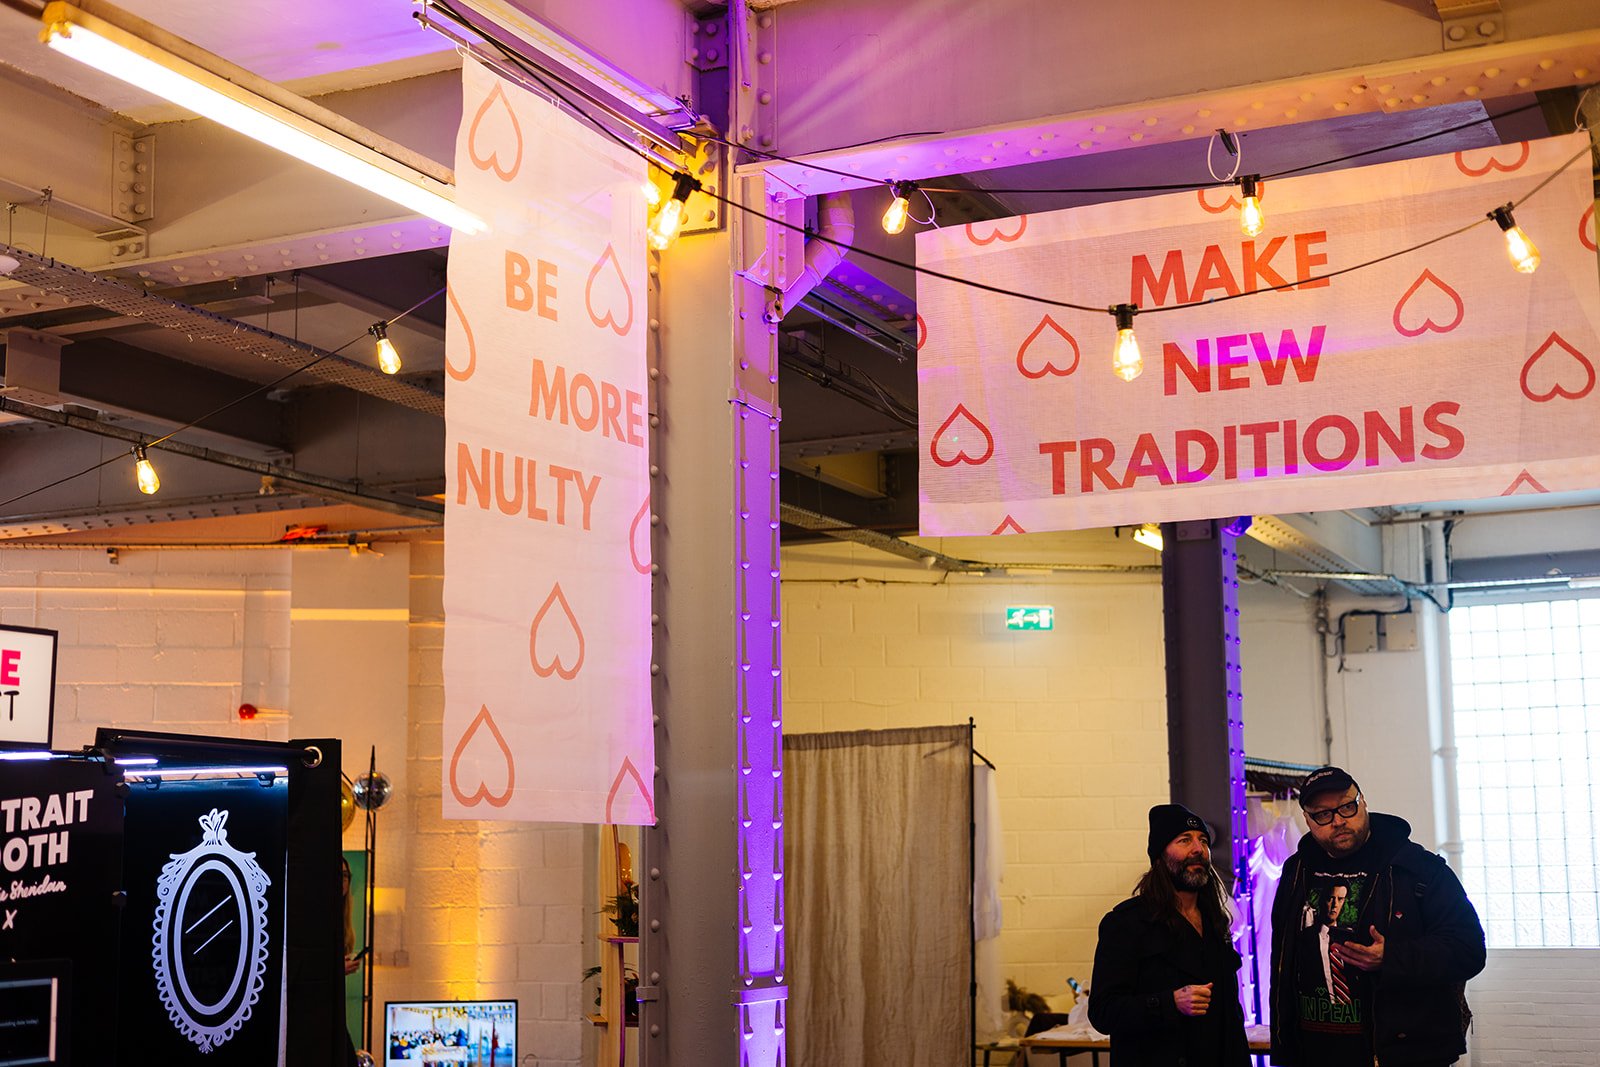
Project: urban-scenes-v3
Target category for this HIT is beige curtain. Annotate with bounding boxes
[784,725,972,1066]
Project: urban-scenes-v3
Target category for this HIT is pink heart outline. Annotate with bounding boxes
[531,583,586,680]
[991,515,1026,535]
[605,756,656,824]
[585,243,634,336]
[929,404,995,468]
[628,495,652,575]
[1392,269,1464,338]
[1500,469,1550,496]
[467,81,524,182]
[449,704,516,808]
[916,314,928,350]
[1197,181,1265,215]
[1453,141,1530,178]
[965,216,1028,246]
[445,286,477,381]
[1580,203,1597,254]
[1520,332,1596,403]
[1016,315,1081,379]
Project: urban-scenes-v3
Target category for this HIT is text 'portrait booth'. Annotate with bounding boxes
[0,730,345,1067]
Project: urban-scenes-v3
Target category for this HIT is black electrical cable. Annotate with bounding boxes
[0,288,448,512]
[686,101,1546,196]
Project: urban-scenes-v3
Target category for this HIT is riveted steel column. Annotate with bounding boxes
[1159,520,1246,887]
[640,108,796,1067]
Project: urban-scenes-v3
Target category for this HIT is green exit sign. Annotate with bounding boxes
[1005,606,1054,631]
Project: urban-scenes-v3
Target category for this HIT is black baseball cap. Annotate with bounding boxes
[1299,766,1359,805]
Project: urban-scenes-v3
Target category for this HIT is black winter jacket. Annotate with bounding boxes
[1268,812,1486,1066]
[1089,896,1251,1067]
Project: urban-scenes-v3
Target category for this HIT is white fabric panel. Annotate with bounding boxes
[784,726,972,1066]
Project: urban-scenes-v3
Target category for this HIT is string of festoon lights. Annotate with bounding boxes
[0,286,446,508]
[642,117,1592,386]
[3,48,1584,506]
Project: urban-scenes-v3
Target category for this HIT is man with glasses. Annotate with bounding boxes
[1268,767,1486,1066]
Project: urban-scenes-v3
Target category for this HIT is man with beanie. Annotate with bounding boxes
[1269,767,1486,1066]
[1089,803,1249,1067]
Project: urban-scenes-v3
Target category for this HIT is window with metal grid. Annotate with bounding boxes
[1449,597,1600,948]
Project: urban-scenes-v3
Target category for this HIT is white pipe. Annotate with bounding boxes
[782,192,855,309]
[1428,521,1464,874]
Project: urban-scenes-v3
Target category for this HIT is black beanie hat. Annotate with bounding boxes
[1147,803,1212,859]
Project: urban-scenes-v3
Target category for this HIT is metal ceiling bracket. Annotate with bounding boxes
[111,131,155,227]
[1434,0,1504,50]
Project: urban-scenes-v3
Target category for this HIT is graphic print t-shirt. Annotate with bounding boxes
[1293,846,1377,1066]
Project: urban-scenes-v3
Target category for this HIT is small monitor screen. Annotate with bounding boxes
[383,1000,516,1067]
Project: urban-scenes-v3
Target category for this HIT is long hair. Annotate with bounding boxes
[1132,854,1235,933]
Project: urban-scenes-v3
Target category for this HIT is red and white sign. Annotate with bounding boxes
[916,133,1600,535]
[444,60,653,824]
[0,624,58,748]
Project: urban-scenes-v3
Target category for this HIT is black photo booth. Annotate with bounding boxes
[0,731,345,1067]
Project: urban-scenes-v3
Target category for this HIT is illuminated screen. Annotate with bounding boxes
[383,1001,516,1067]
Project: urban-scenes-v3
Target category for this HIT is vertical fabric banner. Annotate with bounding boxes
[444,59,654,824]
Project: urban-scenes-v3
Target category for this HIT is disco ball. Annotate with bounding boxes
[353,771,392,811]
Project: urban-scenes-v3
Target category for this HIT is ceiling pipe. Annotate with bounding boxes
[776,192,855,317]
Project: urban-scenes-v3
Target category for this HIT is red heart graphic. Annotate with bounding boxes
[449,704,516,808]
[929,404,995,467]
[991,515,1026,535]
[916,314,927,350]
[586,243,634,336]
[605,756,656,824]
[1016,315,1081,379]
[1520,332,1595,402]
[1500,469,1550,495]
[1392,269,1464,337]
[1197,182,1266,214]
[964,216,1028,245]
[1581,203,1597,254]
[445,285,476,381]
[1453,141,1529,177]
[467,81,523,182]
[629,494,651,575]
[531,582,585,679]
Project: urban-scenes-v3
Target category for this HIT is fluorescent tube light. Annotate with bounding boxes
[41,2,485,235]
[448,0,691,123]
[1132,523,1164,552]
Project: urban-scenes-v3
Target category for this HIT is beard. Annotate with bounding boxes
[1166,855,1211,890]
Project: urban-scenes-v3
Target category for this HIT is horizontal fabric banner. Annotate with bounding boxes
[916,133,1600,535]
[444,59,654,824]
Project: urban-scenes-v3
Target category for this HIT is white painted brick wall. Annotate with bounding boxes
[1468,950,1600,1066]
[1,541,585,1067]
[0,546,289,747]
[783,540,1168,1001]
[400,537,585,1067]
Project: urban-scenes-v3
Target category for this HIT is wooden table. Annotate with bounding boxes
[1019,1034,1272,1066]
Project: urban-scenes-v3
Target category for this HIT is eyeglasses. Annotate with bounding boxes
[1304,796,1361,826]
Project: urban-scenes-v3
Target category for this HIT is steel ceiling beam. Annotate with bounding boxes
[1,243,444,415]
[0,396,443,520]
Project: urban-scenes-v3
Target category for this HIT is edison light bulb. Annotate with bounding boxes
[1492,206,1540,274]
[1111,304,1143,382]
[641,180,662,209]
[882,182,912,236]
[370,322,401,374]
[376,336,402,375]
[1238,176,1264,238]
[135,446,160,495]
[648,197,686,251]
[648,173,699,252]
